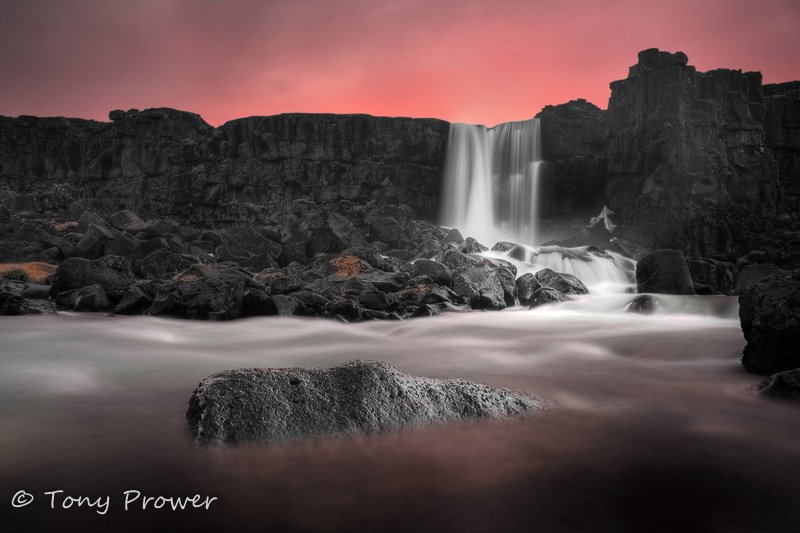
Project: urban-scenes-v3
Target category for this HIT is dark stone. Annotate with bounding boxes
[0,291,57,315]
[636,249,694,295]
[534,268,589,295]
[76,223,121,259]
[412,259,452,285]
[758,368,800,399]
[515,273,541,306]
[739,272,800,375]
[450,264,506,310]
[107,209,143,231]
[134,249,196,280]
[358,290,391,311]
[735,264,784,293]
[626,294,657,314]
[241,287,277,317]
[461,237,488,254]
[149,277,245,320]
[491,242,519,253]
[49,255,134,302]
[528,287,569,308]
[21,284,51,299]
[216,226,282,271]
[56,283,112,312]
[186,360,542,445]
[114,285,152,315]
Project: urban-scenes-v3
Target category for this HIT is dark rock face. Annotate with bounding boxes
[49,255,134,302]
[0,290,56,315]
[739,272,800,375]
[763,82,800,212]
[735,263,784,293]
[528,287,569,308]
[687,257,734,295]
[55,284,112,312]
[0,109,449,226]
[758,368,800,399]
[186,360,541,445]
[536,99,609,222]
[533,268,589,295]
[605,49,795,261]
[515,273,541,306]
[636,249,695,295]
[626,294,657,314]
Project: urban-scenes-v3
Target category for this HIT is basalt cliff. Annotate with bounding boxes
[0,48,798,282]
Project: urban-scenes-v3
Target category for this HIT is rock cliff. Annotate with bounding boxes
[0,108,449,226]
[603,49,797,264]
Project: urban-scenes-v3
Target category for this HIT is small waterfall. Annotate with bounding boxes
[441,118,542,247]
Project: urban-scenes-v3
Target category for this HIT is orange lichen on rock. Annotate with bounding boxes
[52,221,79,233]
[0,262,57,284]
[395,283,430,302]
[329,256,372,280]
[176,273,200,284]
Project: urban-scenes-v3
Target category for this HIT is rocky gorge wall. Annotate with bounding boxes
[0,109,449,226]
[534,49,799,269]
[0,48,797,270]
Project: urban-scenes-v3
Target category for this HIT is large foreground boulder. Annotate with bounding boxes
[187,360,541,445]
[739,272,800,375]
[636,249,695,294]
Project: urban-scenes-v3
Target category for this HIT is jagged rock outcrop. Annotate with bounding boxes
[739,272,800,375]
[186,360,542,445]
[604,48,796,264]
[0,108,449,226]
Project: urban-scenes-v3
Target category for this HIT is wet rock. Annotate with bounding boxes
[739,272,800,375]
[626,294,656,314]
[491,242,519,253]
[216,226,282,271]
[0,291,57,315]
[56,284,112,312]
[515,273,541,306]
[534,268,589,295]
[451,264,506,310]
[49,255,134,302]
[240,287,278,317]
[134,249,196,280]
[461,237,488,254]
[528,287,569,308]
[758,368,800,399]
[76,223,121,259]
[411,259,452,285]
[107,209,143,231]
[150,277,246,321]
[186,360,542,445]
[114,285,152,315]
[636,249,694,295]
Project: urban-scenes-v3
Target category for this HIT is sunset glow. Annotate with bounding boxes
[1,0,798,126]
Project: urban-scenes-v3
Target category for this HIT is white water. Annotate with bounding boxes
[441,118,542,248]
[3,308,799,532]
[440,117,636,291]
[484,244,637,294]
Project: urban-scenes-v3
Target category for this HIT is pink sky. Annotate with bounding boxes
[1,0,798,126]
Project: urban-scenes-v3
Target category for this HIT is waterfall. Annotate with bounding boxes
[440,117,636,292]
[440,118,542,247]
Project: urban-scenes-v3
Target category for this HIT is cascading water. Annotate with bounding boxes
[441,118,542,247]
[440,118,633,292]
